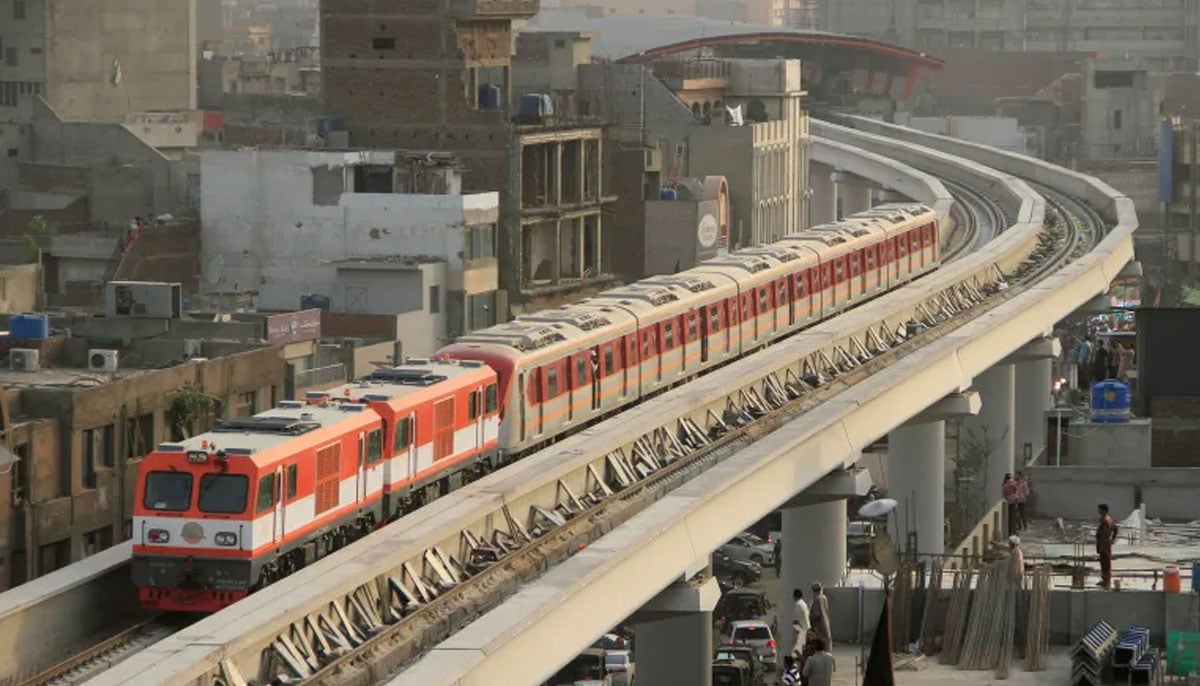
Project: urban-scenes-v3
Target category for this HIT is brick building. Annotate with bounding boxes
[319,0,617,316]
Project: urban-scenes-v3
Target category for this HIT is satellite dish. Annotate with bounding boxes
[870,531,899,577]
[858,498,898,519]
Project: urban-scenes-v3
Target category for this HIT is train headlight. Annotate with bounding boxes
[147,529,170,543]
[214,532,238,547]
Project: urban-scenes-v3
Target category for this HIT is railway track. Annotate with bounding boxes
[20,616,181,686]
[277,191,1107,686]
[941,180,1006,262]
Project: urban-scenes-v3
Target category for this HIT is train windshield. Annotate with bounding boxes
[197,474,249,514]
[143,471,193,511]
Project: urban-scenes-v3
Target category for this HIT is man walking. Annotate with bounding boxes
[801,637,836,686]
[774,538,782,576]
[1077,335,1093,388]
[1096,503,1119,588]
[810,582,832,650]
[1002,474,1019,536]
[791,588,811,658]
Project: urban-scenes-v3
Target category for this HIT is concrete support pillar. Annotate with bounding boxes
[874,187,905,205]
[778,500,846,656]
[888,420,946,556]
[839,178,874,216]
[887,392,980,557]
[1014,359,1053,466]
[632,577,720,686]
[963,364,1016,511]
[810,164,837,225]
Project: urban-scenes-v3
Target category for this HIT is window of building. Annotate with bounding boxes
[13,1,25,20]
[429,285,440,314]
[467,292,495,332]
[394,417,411,451]
[468,225,496,260]
[255,474,276,514]
[367,429,382,464]
[125,413,154,461]
[1112,110,1123,131]
[286,464,298,500]
[4,48,16,68]
[12,443,27,504]
[198,473,249,514]
[372,37,396,50]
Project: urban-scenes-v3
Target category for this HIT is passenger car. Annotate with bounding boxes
[719,532,775,566]
[725,620,778,669]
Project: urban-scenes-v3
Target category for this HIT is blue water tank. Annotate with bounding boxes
[300,294,332,311]
[478,84,501,111]
[316,117,342,138]
[10,313,49,339]
[518,93,554,120]
[659,188,678,201]
[1090,380,1131,424]
[1193,562,1200,593]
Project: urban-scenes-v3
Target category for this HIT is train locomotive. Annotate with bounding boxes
[132,203,937,612]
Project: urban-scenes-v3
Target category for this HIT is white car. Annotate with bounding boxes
[605,649,635,685]
[726,619,778,669]
[719,532,775,566]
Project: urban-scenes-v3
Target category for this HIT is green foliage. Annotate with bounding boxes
[951,422,1008,541]
[24,215,46,263]
[170,383,217,439]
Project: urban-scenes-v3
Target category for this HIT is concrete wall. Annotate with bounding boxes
[44,0,197,122]
[1066,419,1152,468]
[199,149,499,311]
[1028,465,1200,520]
[0,264,42,313]
[827,585,1200,649]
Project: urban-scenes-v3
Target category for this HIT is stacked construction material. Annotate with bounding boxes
[957,559,1019,674]
[1023,566,1051,671]
[1070,621,1118,686]
[1128,650,1160,685]
[919,561,943,657]
[939,567,974,666]
[1112,626,1150,682]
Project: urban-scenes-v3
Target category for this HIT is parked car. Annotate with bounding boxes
[724,620,777,669]
[604,649,634,685]
[715,588,773,632]
[747,511,782,544]
[714,644,768,685]
[712,658,752,686]
[713,550,762,587]
[719,532,775,566]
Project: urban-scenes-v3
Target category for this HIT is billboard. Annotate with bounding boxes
[264,309,322,345]
[1159,119,1175,203]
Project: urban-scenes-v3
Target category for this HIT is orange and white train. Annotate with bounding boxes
[132,203,937,612]
[133,360,499,612]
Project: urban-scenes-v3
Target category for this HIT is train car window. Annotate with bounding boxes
[394,417,411,451]
[664,322,675,350]
[576,356,588,386]
[485,384,498,413]
[255,474,275,514]
[626,336,638,365]
[604,347,615,375]
[851,253,861,275]
[286,464,298,500]
[198,473,249,514]
[794,274,806,298]
[778,281,788,304]
[897,237,906,256]
[642,329,655,358]
[709,305,721,331]
[367,429,383,464]
[742,295,752,320]
[866,248,875,269]
[468,390,480,419]
[728,298,738,324]
[687,313,698,341]
[835,260,845,283]
[143,471,192,511]
[758,289,768,311]
[547,366,560,397]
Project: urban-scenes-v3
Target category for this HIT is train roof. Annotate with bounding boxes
[154,401,377,462]
[313,358,495,410]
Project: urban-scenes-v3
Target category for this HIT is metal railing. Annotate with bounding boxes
[294,363,346,391]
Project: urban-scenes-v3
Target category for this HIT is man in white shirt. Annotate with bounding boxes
[791,588,811,657]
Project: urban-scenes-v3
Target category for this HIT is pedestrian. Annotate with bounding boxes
[1077,335,1093,388]
[1092,339,1111,385]
[1117,341,1135,382]
[1096,503,1119,589]
[791,588,811,658]
[1015,471,1030,532]
[774,538,782,576]
[1007,535,1025,582]
[801,637,836,686]
[1002,473,1019,536]
[782,655,802,685]
[809,582,832,650]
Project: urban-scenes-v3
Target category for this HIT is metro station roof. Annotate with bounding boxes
[524,10,944,73]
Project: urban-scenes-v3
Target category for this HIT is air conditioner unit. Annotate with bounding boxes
[88,349,119,372]
[183,339,202,359]
[643,148,663,172]
[10,348,39,372]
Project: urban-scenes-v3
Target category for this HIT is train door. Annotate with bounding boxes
[518,373,527,443]
[623,336,635,399]
[474,387,485,450]
[536,367,547,435]
[405,411,418,481]
[783,279,794,328]
[590,347,601,411]
[701,306,711,364]
[357,432,367,502]
[272,466,284,541]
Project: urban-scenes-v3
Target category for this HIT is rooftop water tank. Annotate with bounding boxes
[478,84,501,111]
[9,314,49,340]
[1090,380,1131,424]
[659,188,678,201]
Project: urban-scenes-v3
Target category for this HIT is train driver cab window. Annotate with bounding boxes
[367,428,383,464]
[255,474,276,514]
[198,473,249,514]
[394,417,411,451]
[143,471,193,511]
[469,390,480,420]
[485,384,498,413]
[286,464,298,500]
